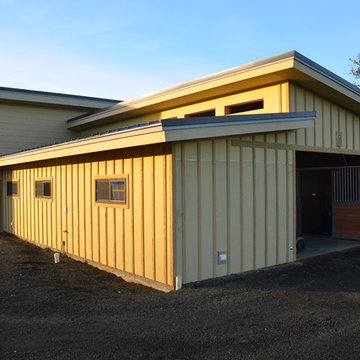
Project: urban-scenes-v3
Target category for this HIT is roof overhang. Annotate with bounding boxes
[0,86,120,110]
[67,51,360,131]
[0,112,315,167]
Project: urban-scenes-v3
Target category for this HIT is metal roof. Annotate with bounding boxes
[0,120,159,157]
[293,52,360,96]
[67,51,360,129]
[0,112,315,165]
[0,86,120,109]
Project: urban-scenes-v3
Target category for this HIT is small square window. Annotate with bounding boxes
[35,179,52,200]
[7,181,19,197]
[95,176,128,207]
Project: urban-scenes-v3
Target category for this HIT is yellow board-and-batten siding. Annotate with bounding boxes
[0,80,305,288]
[237,82,360,153]
[0,145,174,291]
[80,82,290,136]
[168,82,293,284]
[1,50,360,290]
[169,80,360,285]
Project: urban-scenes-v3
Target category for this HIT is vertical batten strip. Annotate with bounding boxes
[143,153,154,279]
[197,141,202,281]
[183,142,198,283]
[264,149,268,266]
[163,153,168,284]
[226,139,230,275]
[211,140,216,278]
[166,153,174,286]
[252,147,256,269]
[78,162,85,258]
[141,156,145,278]
[152,154,156,280]
[228,140,241,274]
[73,163,79,256]
[242,146,254,271]
[133,152,144,276]
[91,161,99,262]
[173,143,183,283]
[254,148,266,268]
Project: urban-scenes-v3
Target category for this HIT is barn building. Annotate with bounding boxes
[1,51,360,291]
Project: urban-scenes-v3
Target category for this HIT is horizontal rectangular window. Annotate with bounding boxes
[35,180,52,199]
[225,99,264,115]
[95,177,127,206]
[7,181,18,197]
[161,116,178,120]
[185,109,215,118]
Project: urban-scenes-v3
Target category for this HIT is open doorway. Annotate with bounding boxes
[296,151,360,259]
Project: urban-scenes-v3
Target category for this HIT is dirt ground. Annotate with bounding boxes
[1,234,360,360]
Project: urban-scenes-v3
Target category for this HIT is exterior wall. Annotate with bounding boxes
[173,137,295,284]
[230,83,360,156]
[288,82,360,152]
[80,82,289,136]
[0,102,82,155]
[0,145,174,290]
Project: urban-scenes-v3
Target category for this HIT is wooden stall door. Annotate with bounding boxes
[333,167,360,239]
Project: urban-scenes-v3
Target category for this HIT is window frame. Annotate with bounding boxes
[35,178,53,201]
[7,179,19,198]
[94,174,129,209]
[225,99,264,115]
[185,109,216,118]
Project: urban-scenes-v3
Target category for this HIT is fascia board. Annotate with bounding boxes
[0,113,315,167]
[294,59,360,103]
[0,88,119,109]
[163,118,314,142]
[67,58,296,129]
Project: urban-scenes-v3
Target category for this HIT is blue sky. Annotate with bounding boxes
[0,0,359,100]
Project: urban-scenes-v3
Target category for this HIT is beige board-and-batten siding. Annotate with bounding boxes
[289,83,360,151]
[173,137,295,284]
[0,145,174,291]
[0,102,82,155]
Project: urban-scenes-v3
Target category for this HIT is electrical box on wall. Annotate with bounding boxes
[217,251,227,264]
[336,131,343,148]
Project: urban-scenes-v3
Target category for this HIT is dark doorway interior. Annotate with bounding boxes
[297,151,360,238]
[298,170,332,236]
[296,151,360,168]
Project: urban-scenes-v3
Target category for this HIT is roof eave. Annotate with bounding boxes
[67,51,360,130]
[0,86,120,109]
[67,53,297,130]
[0,112,315,167]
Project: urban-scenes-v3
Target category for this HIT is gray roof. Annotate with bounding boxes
[1,112,315,158]
[0,86,120,109]
[66,51,360,128]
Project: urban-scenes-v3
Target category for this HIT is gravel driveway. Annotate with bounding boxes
[1,233,360,359]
